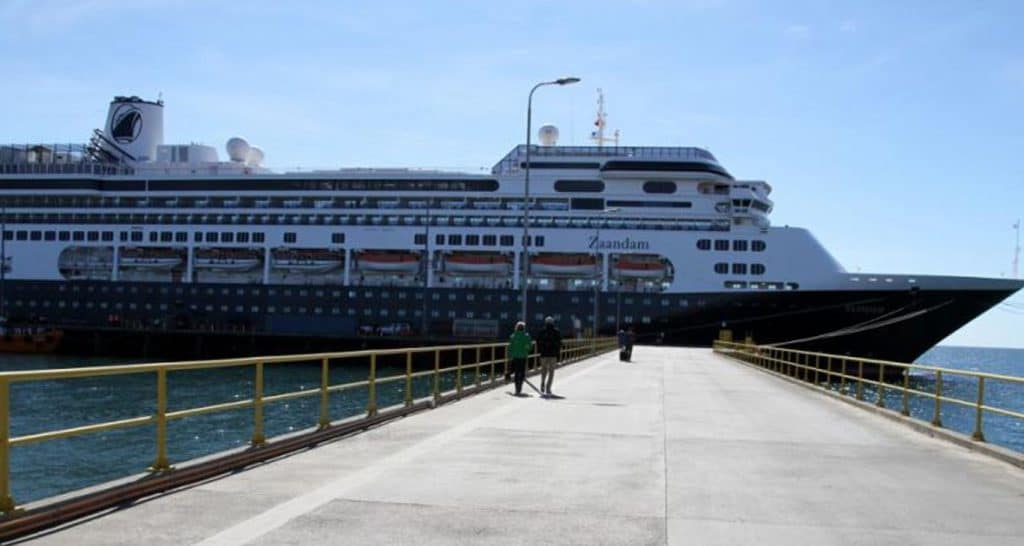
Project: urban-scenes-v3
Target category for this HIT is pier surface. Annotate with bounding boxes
[22,348,1024,545]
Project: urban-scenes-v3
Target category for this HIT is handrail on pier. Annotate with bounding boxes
[713,339,1024,456]
[0,337,618,514]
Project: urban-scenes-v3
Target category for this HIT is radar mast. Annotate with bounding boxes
[590,88,620,147]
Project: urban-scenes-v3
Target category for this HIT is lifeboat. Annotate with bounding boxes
[271,248,343,273]
[194,248,262,271]
[356,252,420,273]
[613,257,668,279]
[445,253,512,275]
[119,247,183,270]
[531,254,599,276]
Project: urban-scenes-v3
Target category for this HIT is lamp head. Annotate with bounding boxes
[555,77,581,85]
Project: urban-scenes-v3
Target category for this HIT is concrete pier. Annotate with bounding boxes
[21,348,1024,545]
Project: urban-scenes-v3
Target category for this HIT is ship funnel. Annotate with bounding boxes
[102,96,164,162]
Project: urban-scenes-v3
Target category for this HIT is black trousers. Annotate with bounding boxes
[511,357,527,394]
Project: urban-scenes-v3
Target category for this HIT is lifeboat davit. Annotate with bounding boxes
[119,248,183,270]
[613,257,667,279]
[356,252,420,273]
[194,248,262,271]
[445,253,512,275]
[530,254,599,276]
[271,248,343,273]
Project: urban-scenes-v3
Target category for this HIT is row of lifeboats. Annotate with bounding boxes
[114,248,670,278]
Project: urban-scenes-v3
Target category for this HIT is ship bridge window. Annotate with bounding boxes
[73,231,84,241]
[284,232,297,243]
[483,235,497,246]
[751,200,771,212]
[714,240,729,251]
[714,263,728,274]
[29,231,41,241]
[14,231,27,241]
[500,235,514,246]
[732,240,748,251]
[752,240,766,251]
[643,181,677,194]
[45,231,55,241]
[696,239,711,251]
[205,232,218,243]
[222,232,234,243]
[467,235,480,245]
[131,232,142,242]
[731,263,747,275]
[555,180,605,192]
[751,264,766,275]
[448,234,462,245]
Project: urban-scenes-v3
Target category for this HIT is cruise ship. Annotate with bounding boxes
[0,95,1020,362]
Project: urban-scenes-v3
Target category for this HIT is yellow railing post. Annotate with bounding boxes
[251,361,265,446]
[0,379,16,513]
[931,371,943,427]
[150,367,171,471]
[404,351,414,408]
[490,346,496,384]
[367,354,378,417]
[876,364,886,408]
[456,348,463,394]
[972,377,986,441]
[319,357,331,428]
[432,349,441,404]
[839,358,847,394]
[814,354,821,385]
[474,346,481,388]
[901,366,910,416]
[856,361,864,401]
[825,356,832,384]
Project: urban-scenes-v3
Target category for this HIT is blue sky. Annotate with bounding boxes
[1,0,1022,347]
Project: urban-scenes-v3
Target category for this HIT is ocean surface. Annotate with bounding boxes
[1,346,1022,505]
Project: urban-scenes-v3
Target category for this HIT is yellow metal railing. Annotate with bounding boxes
[0,337,618,513]
[713,340,1024,450]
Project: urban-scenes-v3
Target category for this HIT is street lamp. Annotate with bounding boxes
[592,207,619,337]
[521,76,580,324]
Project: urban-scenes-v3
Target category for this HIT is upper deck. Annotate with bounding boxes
[491,144,725,175]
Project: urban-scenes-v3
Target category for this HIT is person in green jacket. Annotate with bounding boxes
[508,321,532,395]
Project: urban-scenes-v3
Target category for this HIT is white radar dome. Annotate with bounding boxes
[246,146,265,166]
[538,124,559,146]
[226,137,250,162]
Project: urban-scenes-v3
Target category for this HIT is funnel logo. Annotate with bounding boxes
[110,104,143,143]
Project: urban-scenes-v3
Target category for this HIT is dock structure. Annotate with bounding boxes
[18,347,1024,545]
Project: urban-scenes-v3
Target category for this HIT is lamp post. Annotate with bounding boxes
[592,207,619,337]
[421,205,431,336]
[0,196,5,318]
[521,76,580,324]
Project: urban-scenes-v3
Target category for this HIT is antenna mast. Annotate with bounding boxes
[590,88,620,147]
[1014,219,1021,279]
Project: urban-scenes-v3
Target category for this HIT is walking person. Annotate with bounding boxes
[618,329,628,362]
[507,321,532,396]
[536,316,562,396]
[625,328,636,361]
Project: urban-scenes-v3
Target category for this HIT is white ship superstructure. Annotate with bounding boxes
[0,95,1020,362]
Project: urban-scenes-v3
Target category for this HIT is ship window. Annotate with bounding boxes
[284,232,297,243]
[194,232,202,242]
[414,234,426,245]
[751,264,766,275]
[555,180,605,192]
[45,231,56,241]
[29,231,41,241]
[448,234,462,245]
[696,239,711,251]
[732,263,747,275]
[175,232,187,242]
[643,181,677,194]
[205,232,218,242]
[332,233,345,244]
[751,240,766,251]
[148,232,157,242]
[571,198,605,210]
[73,231,85,241]
[131,232,142,242]
[120,232,128,242]
[714,239,729,251]
[714,263,728,274]
[253,233,265,243]
[222,232,234,243]
[732,240,748,251]
[15,231,27,240]
[483,235,496,246]
[237,232,249,243]
[535,236,545,247]
[160,232,172,242]
[500,235,514,246]
[466,235,480,245]
[435,234,445,245]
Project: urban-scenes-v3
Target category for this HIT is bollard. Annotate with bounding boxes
[150,368,171,471]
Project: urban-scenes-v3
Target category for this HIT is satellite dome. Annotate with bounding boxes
[226,137,250,162]
[246,146,265,166]
[538,124,559,146]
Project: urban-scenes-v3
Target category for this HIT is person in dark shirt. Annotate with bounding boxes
[536,316,563,395]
